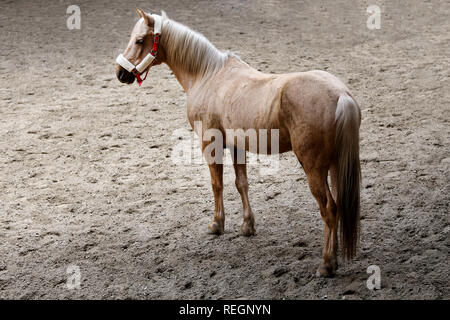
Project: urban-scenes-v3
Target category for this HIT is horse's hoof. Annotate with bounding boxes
[240,222,256,236]
[316,263,336,278]
[208,221,224,235]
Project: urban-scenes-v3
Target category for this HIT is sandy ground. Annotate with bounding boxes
[0,0,449,299]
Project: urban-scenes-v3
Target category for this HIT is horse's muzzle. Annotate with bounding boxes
[116,65,135,84]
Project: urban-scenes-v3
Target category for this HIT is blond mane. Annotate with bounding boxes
[160,13,232,77]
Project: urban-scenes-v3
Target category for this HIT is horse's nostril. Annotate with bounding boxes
[118,69,125,80]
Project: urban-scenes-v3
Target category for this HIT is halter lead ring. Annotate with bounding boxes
[116,14,162,86]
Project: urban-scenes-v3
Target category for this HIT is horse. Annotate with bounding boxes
[115,9,361,277]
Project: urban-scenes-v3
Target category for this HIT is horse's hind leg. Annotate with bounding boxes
[231,150,256,236]
[300,161,338,277]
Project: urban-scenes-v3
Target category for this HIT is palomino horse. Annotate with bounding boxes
[116,9,361,277]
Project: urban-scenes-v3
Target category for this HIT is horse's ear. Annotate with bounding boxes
[136,8,143,18]
[136,8,150,25]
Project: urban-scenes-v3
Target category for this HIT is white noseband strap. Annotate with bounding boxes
[116,14,162,82]
[116,54,136,73]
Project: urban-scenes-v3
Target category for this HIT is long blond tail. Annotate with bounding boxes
[335,94,361,260]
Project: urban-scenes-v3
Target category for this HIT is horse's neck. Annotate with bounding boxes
[165,61,198,93]
[160,20,231,92]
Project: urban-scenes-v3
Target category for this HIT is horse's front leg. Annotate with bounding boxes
[231,149,256,236]
[207,162,225,234]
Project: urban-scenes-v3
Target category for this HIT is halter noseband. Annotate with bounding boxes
[116,14,162,86]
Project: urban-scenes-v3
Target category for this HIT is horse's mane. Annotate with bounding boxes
[160,13,234,77]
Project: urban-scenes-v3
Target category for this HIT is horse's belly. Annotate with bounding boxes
[224,126,291,154]
[220,83,292,153]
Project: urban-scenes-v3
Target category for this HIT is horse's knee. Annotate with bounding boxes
[211,180,223,193]
[322,213,337,230]
[235,177,248,192]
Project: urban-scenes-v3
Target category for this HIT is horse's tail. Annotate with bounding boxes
[334,93,361,260]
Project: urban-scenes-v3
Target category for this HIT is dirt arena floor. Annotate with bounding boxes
[0,0,449,299]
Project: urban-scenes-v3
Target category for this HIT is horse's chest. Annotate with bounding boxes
[186,102,207,128]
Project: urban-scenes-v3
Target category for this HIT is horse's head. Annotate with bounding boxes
[116,9,165,85]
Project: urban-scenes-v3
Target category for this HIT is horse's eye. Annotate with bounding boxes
[136,39,144,45]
